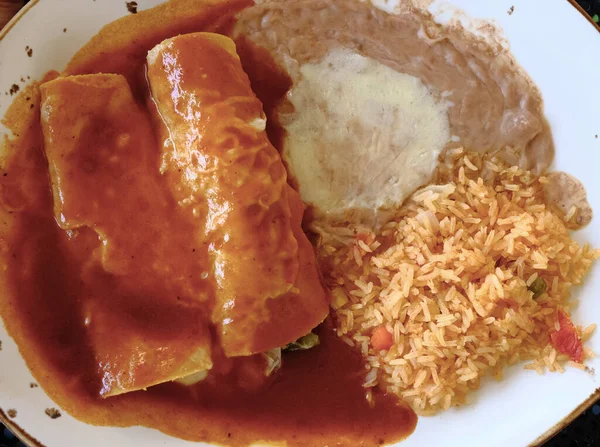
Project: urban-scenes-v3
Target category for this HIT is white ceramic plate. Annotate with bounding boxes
[1,1,599,446]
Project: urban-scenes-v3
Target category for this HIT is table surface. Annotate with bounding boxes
[0,0,599,446]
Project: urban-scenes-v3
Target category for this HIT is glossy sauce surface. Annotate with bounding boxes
[0,0,417,445]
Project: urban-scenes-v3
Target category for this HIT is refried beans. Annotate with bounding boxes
[234,0,591,228]
[235,0,554,172]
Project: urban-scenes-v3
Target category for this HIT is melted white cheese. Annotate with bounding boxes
[281,48,450,221]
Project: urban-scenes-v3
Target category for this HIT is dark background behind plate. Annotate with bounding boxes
[1,0,600,446]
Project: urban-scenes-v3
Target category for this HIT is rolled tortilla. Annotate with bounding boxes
[40,74,213,396]
[147,33,329,356]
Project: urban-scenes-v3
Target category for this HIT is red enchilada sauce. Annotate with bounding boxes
[0,0,416,445]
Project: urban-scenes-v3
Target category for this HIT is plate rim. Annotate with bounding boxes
[0,0,39,41]
[0,1,598,446]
